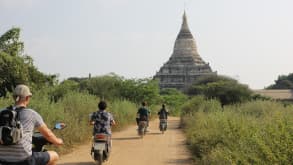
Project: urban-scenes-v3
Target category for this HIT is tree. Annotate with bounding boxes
[0,28,23,57]
[188,75,252,106]
[267,73,293,89]
[119,78,161,105]
[160,88,187,115]
[0,28,55,97]
[50,80,79,102]
[78,75,161,105]
[79,74,123,100]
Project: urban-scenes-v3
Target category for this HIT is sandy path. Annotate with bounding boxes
[58,117,192,165]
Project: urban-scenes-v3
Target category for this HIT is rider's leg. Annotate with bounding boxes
[166,119,168,129]
[46,151,59,165]
[108,135,112,152]
[31,151,51,165]
[146,119,149,132]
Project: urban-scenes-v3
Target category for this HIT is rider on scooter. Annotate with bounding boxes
[0,84,63,165]
[89,101,116,152]
[158,104,169,119]
[136,101,151,131]
[158,104,169,128]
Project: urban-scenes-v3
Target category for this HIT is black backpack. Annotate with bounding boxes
[0,106,23,145]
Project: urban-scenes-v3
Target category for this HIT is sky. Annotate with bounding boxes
[0,0,293,89]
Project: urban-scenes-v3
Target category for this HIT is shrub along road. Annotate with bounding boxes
[58,117,192,165]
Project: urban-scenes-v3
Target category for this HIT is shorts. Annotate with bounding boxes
[0,152,49,165]
[31,152,50,165]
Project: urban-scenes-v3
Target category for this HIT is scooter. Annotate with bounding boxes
[0,123,65,165]
[138,120,147,138]
[91,133,111,165]
[32,122,65,152]
[159,119,167,134]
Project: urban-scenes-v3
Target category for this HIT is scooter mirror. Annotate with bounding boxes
[54,122,66,130]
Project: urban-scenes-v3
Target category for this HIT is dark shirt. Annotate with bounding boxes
[90,110,114,135]
[158,108,169,119]
[137,107,150,121]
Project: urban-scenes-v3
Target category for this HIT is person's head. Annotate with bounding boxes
[142,101,147,106]
[13,84,32,106]
[162,104,165,108]
[98,100,107,110]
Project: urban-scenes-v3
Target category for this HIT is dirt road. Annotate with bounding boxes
[58,117,192,165]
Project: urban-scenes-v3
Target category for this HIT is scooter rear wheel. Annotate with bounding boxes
[95,151,103,165]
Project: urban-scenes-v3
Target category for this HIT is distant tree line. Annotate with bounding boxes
[1,27,264,110]
[267,73,293,89]
[0,27,187,114]
[187,75,253,106]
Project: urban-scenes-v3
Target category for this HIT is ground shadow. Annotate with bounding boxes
[165,158,193,165]
[112,136,141,141]
[58,162,95,165]
[147,132,162,135]
[166,120,181,130]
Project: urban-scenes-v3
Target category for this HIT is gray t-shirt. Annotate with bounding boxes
[0,107,44,162]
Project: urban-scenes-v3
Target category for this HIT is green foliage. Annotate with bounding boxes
[80,74,123,99]
[181,96,222,115]
[0,90,139,154]
[49,80,80,102]
[109,100,137,131]
[0,51,29,96]
[181,98,293,164]
[0,28,56,97]
[118,78,161,105]
[160,88,188,115]
[0,93,14,107]
[0,28,23,57]
[267,73,293,89]
[188,75,252,106]
[79,75,161,105]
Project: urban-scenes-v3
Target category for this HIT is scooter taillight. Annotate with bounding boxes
[94,134,108,141]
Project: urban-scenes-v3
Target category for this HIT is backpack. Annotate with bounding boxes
[93,111,110,134]
[0,106,23,145]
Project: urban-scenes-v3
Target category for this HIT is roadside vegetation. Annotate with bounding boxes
[267,73,293,89]
[2,27,292,163]
[0,28,187,153]
[182,75,293,164]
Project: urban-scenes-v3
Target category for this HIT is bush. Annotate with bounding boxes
[188,75,253,106]
[181,99,293,164]
[0,90,140,154]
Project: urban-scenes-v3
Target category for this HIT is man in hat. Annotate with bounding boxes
[0,84,63,165]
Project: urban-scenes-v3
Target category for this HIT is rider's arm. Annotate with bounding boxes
[111,119,116,126]
[89,112,95,125]
[110,113,116,126]
[37,123,63,146]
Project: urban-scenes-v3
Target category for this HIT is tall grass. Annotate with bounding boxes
[108,99,137,131]
[0,91,140,154]
[181,97,293,164]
